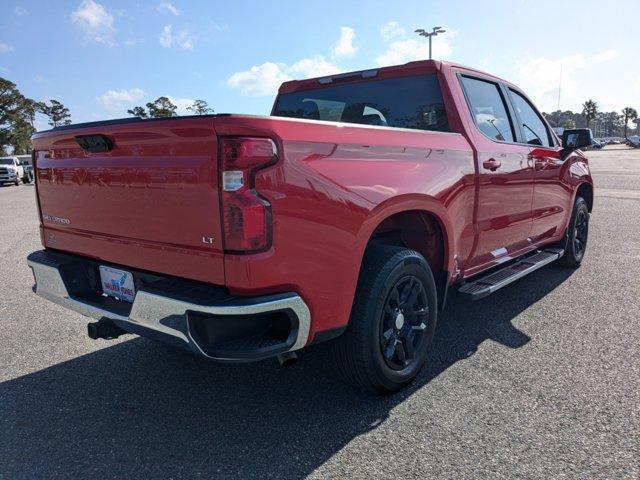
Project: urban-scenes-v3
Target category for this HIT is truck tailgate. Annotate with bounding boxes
[32,118,225,285]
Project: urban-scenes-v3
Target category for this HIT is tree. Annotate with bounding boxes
[146,96,177,118]
[581,100,598,129]
[604,112,623,137]
[8,119,35,154]
[0,77,42,154]
[621,107,638,139]
[0,77,23,155]
[128,97,177,118]
[561,118,576,130]
[41,99,72,127]
[186,99,214,115]
[127,106,148,118]
[543,110,587,129]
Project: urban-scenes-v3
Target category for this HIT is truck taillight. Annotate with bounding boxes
[219,137,277,252]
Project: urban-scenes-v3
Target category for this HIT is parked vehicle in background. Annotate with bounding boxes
[26,60,594,394]
[627,135,640,148]
[0,156,29,185]
[16,155,34,183]
[590,139,604,149]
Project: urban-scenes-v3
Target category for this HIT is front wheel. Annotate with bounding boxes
[330,246,438,395]
[558,196,589,267]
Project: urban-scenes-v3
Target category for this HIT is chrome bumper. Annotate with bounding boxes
[27,250,310,361]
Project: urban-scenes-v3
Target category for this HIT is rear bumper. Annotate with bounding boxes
[27,250,310,361]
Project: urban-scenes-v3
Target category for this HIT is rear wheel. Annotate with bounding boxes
[558,196,589,267]
[330,246,438,395]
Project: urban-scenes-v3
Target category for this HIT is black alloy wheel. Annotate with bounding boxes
[380,275,429,371]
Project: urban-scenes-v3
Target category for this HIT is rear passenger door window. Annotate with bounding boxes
[460,76,514,143]
[509,89,552,147]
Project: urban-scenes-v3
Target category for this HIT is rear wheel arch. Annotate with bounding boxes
[359,208,452,307]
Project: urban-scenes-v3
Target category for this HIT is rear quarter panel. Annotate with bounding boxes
[215,116,475,339]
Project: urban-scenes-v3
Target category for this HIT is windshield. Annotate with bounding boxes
[273,74,449,132]
[0,159,15,165]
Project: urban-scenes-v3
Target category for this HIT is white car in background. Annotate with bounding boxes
[0,156,31,185]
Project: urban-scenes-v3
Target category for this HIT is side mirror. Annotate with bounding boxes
[560,128,593,160]
[562,128,593,150]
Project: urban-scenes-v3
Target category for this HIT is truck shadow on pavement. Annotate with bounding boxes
[0,265,575,479]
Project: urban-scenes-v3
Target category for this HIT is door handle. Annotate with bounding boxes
[482,158,501,171]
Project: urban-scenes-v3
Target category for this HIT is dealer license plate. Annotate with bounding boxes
[99,265,136,302]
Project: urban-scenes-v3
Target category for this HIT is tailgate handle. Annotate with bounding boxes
[75,134,114,153]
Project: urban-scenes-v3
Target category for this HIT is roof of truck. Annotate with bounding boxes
[277,59,512,94]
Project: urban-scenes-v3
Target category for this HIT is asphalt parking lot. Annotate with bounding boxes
[0,147,638,479]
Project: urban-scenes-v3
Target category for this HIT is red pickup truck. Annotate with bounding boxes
[27,60,593,394]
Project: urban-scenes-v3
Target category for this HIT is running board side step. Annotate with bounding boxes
[458,248,564,300]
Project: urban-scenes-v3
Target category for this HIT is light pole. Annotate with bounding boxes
[415,26,446,59]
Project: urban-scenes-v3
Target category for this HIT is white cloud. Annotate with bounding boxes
[331,26,357,57]
[167,96,195,115]
[227,57,340,97]
[289,57,340,78]
[516,50,621,112]
[380,21,405,41]
[375,24,454,66]
[227,62,294,97]
[376,39,429,66]
[156,1,180,15]
[0,43,13,53]
[98,88,146,109]
[226,25,366,97]
[14,6,27,16]
[159,25,193,50]
[375,38,453,66]
[71,0,115,45]
[591,49,620,62]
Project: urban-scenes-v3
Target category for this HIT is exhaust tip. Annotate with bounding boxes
[277,351,298,367]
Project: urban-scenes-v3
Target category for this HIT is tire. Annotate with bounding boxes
[330,246,438,395]
[558,196,589,267]
[14,177,20,186]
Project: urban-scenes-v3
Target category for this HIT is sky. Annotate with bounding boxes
[1,0,638,130]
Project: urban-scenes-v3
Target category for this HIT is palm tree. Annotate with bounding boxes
[581,100,598,130]
[621,107,638,139]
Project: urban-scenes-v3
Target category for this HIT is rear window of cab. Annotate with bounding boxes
[273,74,450,132]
